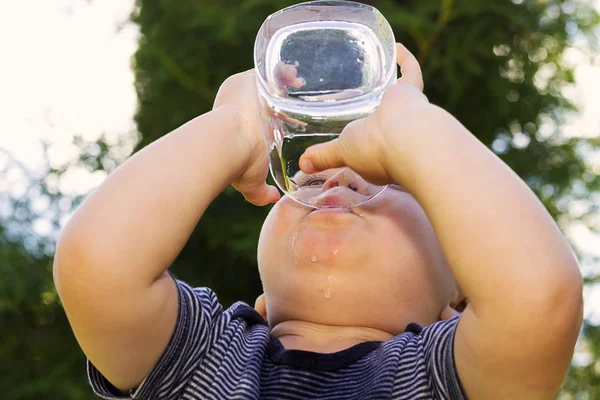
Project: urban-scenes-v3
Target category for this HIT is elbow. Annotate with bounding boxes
[53,226,86,300]
[552,261,583,317]
[527,262,584,336]
[560,265,584,330]
[53,220,105,301]
[53,221,149,305]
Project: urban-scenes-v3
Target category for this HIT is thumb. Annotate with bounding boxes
[300,117,366,173]
[299,138,345,173]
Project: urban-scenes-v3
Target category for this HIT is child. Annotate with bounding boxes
[53,43,583,399]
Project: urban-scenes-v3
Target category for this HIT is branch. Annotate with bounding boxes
[417,0,454,63]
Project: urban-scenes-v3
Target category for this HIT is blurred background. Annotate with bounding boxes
[0,0,599,398]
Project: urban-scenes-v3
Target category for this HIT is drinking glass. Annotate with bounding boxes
[254,0,397,208]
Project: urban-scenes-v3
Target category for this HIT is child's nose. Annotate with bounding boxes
[322,168,368,194]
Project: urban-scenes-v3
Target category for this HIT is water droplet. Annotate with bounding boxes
[333,249,339,256]
[292,232,299,265]
[310,246,317,263]
[324,276,333,299]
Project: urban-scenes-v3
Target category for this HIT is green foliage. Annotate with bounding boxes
[561,324,600,398]
[0,156,92,399]
[1,0,599,397]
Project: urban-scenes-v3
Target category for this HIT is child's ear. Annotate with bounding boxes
[254,294,267,322]
[453,297,469,313]
[449,285,469,313]
[441,286,469,321]
[440,304,460,321]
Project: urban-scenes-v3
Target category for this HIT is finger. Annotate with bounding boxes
[396,43,424,92]
[282,64,298,80]
[288,77,306,89]
[277,64,296,83]
[281,66,306,88]
[279,112,308,127]
[241,184,281,206]
[299,138,345,174]
[300,117,367,173]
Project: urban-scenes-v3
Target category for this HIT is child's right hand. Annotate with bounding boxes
[214,70,280,206]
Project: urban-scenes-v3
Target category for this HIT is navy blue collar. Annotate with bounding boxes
[231,304,423,371]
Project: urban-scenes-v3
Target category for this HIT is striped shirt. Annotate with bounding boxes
[88,278,467,399]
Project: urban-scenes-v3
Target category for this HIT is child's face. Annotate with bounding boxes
[257,168,457,334]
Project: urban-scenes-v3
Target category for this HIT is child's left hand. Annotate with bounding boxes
[298,43,432,186]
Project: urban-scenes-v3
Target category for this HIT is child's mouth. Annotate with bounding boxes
[311,187,366,209]
[313,195,351,209]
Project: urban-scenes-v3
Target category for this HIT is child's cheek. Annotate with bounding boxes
[259,198,306,257]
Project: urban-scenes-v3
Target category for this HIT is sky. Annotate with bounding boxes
[0,0,600,320]
[0,0,138,197]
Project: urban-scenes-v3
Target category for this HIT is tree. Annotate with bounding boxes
[0,134,132,399]
[0,149,90,399]
[1,0,598,397]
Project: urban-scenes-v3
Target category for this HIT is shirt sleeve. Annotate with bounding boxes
[87,275,226,400]
[422,314,468,400]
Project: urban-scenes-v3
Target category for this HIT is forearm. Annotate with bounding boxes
[390,106,582,317]
[55,105,248,287]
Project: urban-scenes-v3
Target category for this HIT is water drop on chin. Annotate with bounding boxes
[310,246,317,263]
[323,275,333,299]
[292,232,299,265]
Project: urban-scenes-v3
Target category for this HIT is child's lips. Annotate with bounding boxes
[308,197,366,219]
[314,195,350,208]
[311,187,366,209]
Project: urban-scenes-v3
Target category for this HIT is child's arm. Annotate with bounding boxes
[53,72,277,392]
[301,44,583,399]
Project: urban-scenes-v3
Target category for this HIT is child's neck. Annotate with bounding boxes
[271,320,394,353]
